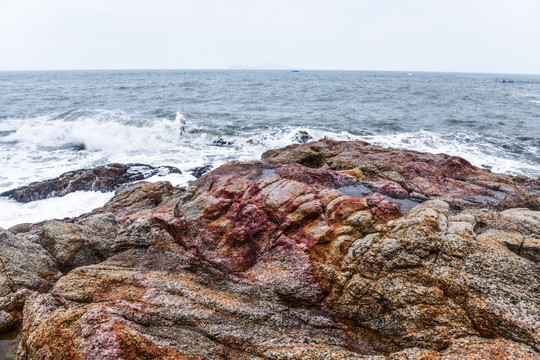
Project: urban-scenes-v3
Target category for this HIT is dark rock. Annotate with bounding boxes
[1,163,182,203]
[293,130,313,144]
[189,164,213,178]
[71,143,86,151]
[212,138,233,146]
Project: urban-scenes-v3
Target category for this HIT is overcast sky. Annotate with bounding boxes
[1,0,539,74]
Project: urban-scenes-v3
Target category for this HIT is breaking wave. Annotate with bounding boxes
[1,110,538,191]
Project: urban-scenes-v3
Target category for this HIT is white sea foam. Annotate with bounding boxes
[361,130,540,176]
[0,111,537,190]
[0,113,351,191]
[1,110,185,151]
[0,191,115,229]
[0,175,195,229]
[144,172,196,187]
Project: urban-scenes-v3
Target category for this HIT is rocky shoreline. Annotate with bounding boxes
[1,139,539,359]
[0,163,183,203]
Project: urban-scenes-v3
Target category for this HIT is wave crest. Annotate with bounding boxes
[0,111,538,195]
[1,110,186,152]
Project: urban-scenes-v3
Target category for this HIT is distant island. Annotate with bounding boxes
[229,63,293,70]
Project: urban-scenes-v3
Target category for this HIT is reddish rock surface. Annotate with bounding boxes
[262,139,540,210]
[1,140,539,359]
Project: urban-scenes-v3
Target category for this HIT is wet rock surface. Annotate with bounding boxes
[262,139,540,210]
[1,140,539,359]
[1,163,181,203]
[189,164,214,179]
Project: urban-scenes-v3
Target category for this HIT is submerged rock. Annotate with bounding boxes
[293,130,313,144]
[189,164,213,178]
[0,163,181,203]
[212,138,234,147]
[1,140,539,359]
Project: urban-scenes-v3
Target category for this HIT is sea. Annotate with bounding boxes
[1,70,539,228]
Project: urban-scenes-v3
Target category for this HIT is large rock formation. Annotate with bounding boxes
[1,140,539,359]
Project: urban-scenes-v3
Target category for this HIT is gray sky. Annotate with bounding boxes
[1,0,539,74]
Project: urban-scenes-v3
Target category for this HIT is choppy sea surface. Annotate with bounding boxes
[1,70,539,227]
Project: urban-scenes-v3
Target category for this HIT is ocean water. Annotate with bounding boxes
[0,70,539,227]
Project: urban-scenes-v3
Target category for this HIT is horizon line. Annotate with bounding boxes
[0,68,539,76]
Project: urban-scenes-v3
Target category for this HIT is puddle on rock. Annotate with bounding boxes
[468,181,508,200]
[338,185,420,214]
[473,194,497,205]
[337,184,372,197]
[261,169,276,177]
[484,187,507,197]
[388,197,422,213]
